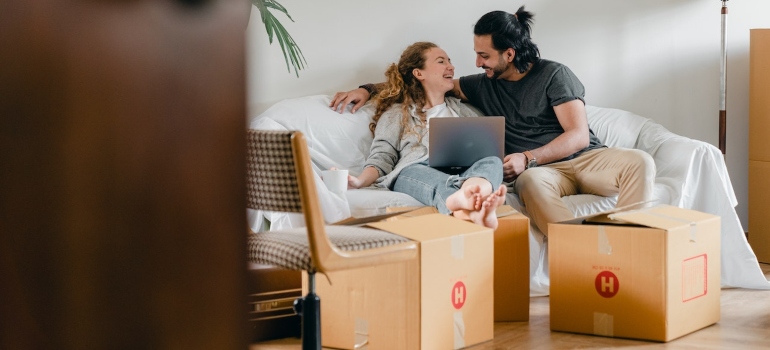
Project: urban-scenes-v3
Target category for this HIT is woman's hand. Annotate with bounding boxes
[347,174,368,189]
[328,166,370,189]
[342,166,379,189]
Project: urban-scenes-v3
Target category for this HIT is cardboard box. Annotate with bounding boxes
[749,28,770,263]
[548,205,721,342]
[749,29,770,162]
[386,205,530,322]
[402,206,530,321]
[492,208,530,322]
[312,213,494,349]
[749,160,770,263]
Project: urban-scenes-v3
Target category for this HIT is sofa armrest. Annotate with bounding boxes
[638,121,737,209]
[639,121,770,289]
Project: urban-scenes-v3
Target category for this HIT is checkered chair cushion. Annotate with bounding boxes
[248,225,410,273]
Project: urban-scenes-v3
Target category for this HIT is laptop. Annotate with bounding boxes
[428,117,505,173]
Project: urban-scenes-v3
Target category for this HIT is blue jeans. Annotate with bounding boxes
[392,156,503,214]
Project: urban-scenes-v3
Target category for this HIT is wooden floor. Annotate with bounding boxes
[252,263,770,349]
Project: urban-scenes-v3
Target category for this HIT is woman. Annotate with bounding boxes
[346,42,506,229]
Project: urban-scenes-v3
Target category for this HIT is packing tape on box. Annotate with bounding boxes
[451,236,465,348]
[611,208,699,243]
[593,312,614,336]
[647,211,699,243]
[454,311,465,349]
[451,235,464,260]
[598,226,613,255]
[354,318,369,349]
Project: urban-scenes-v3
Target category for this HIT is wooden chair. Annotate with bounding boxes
[246,130,418,350]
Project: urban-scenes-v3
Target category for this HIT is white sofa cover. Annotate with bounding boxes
[249,94,770,294]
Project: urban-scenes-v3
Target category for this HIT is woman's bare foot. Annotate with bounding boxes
[446,184,482,212]
[491,184,506,201]
[467,185,507,229]
[467,200,495,229]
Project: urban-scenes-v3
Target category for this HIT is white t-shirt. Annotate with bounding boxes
[424,102,459,127]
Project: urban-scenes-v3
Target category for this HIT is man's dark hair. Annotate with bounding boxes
[474,6,540,73]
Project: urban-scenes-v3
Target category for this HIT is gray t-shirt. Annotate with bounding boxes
[459,59,604,162]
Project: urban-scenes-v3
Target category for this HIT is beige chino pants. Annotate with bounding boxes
[513,147,656,236]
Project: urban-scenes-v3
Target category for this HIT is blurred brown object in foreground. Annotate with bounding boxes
[0,0,249,348]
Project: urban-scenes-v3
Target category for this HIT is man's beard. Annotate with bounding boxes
[484,57,508,80]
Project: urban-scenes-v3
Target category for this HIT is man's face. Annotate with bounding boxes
[473,34,510,79]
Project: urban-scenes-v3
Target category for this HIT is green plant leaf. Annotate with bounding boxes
[252,0,307,77]
[263,0,293,21]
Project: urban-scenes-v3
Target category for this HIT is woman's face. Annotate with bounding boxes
[413,47,455,94]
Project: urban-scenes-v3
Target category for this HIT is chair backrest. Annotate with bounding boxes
[246,129,331,269]
[246,130,303,213]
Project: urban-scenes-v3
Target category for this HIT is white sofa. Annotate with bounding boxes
[249,94,770,294]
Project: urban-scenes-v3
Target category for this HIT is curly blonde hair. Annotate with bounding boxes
[369,42,438,138]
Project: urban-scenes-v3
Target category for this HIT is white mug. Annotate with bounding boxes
[321,169,348,196]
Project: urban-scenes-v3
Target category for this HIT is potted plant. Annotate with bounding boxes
[252,0,307,77]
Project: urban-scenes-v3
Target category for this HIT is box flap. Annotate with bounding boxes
[557,200,657,225]
[386,206,427,214]
[333,209,415,226]
[607,204,719,230]
[387,205,518,218]
[386,206,438,218]
[366,213,490,242]
[495,205,519,218]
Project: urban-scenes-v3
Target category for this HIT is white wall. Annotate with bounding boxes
[247,0,770,229]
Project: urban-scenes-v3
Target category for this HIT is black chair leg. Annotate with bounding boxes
[294,272,321,350]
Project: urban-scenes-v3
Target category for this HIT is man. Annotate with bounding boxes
[330,6,655,235]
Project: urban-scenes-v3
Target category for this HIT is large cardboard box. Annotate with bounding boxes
[749,160,770,263]
[548,205,721,342]
[313,213,494,349]
[748,29,770,263]
[387,205,530,322]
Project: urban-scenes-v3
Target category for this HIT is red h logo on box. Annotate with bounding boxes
[451,281,466,309]
[595,271,620,298]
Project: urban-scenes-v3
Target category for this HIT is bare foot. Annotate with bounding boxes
[468,200,496,229]
[492,184,507,201]
[446,184,482,212]
[469,185,507,229]
[486,186,507,226]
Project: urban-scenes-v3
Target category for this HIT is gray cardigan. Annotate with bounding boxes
[364,97,479,189]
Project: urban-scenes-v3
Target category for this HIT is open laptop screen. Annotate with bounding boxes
[428,117,505,172]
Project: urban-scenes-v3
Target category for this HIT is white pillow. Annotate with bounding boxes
[586,105,649,149]
[248,95,375,176]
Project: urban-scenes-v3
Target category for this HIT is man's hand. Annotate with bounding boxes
[503,153,528,182]
[329,88,370,113]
